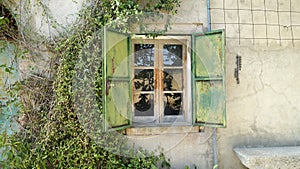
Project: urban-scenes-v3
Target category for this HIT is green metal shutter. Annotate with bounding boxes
[102,28,132,131]
[192,30,226,127]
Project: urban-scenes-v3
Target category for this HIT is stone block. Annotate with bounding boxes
[252,0,265,10]
[278,0,291,11]
[266,11,279,25]
[254,25,267,38]
[291,0,300,11]
[239,10,253,24]
[225,10,239,24]
[267,25,280,39]
[240,24,253,39]
[225,0,238,9]
[265,0,277,11]
[234,146,300,169]
[279,12,291,26]
[239,0,252,10]
[253,11,266,24]
[293,26,300,39]
[210,0,224,9]
[292,13,300,25]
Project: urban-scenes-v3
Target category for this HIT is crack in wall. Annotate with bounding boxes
[264,83,300,113]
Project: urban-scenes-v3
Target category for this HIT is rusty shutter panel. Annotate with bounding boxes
[102,28,132,131]
[192,30,226,127]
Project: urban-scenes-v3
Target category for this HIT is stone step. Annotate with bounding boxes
[234,146,300,169]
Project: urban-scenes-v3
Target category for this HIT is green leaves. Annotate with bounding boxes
[0,16,8,26]
[0,0,179,168]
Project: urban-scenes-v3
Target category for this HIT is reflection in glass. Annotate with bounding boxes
[163,93,182,116]
[163,69,183,91]
[134,69,154,91]
[134,94,154,116]
[134,44,154,66]
[163,45,182,66]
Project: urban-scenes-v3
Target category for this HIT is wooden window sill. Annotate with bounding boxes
[125,125,204,136]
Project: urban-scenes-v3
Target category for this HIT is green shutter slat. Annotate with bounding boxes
[192,30,226,128]
[102,28,132,131]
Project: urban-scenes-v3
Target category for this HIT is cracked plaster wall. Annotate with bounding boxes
[216,8,300,169]
[219,44,300,169]
[4,0,300,168]
[210,0,300,168]
[130,0,300,168]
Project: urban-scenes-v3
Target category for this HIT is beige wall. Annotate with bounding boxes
[220,44,300,169]
[129,0,300,168]
[8,0,300,168]
[211,0,300,168]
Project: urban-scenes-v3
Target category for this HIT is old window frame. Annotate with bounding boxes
[102,28,226,131]
[131,37,190,126]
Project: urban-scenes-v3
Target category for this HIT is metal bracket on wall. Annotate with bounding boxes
[234,55,242,84]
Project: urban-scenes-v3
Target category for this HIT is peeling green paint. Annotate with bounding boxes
[103,29,132,131]
[192,30,226,127]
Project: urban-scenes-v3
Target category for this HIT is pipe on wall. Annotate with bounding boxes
[206,0,211,32]
[206,1,218,168]
[212,128,218,169]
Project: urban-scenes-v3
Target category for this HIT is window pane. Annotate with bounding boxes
[134,94,154,116]
[163,93,183,116]
[134,69,154,91]
[163,45,182,66]
[134,44,154,66]
[163,69,183,91]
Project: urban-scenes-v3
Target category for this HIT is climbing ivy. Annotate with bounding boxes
[0,0,180,168]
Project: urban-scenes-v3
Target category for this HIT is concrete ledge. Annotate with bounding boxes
[125,126,203,136]
[234,146,300,169]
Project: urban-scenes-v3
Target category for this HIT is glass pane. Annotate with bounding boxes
[134,44,154,66]
[134,94,154,116]
[134,69,154,92]
[163,44,182,66]
[163,93,183,116]
[163,69,183,91]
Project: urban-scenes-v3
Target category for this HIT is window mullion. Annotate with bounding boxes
[154,40,161,124]
[158,41,165,123]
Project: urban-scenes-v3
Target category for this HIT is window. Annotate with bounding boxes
[132,39,187,125]
[102,28,226,131]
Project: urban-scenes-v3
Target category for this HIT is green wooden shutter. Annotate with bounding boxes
[192,30,226,127]
[102,28,132,131]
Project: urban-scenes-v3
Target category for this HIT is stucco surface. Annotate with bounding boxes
[4,0,300,168]
[219,43,300,169]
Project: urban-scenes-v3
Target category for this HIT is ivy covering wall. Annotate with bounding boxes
[0,0,181,168]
